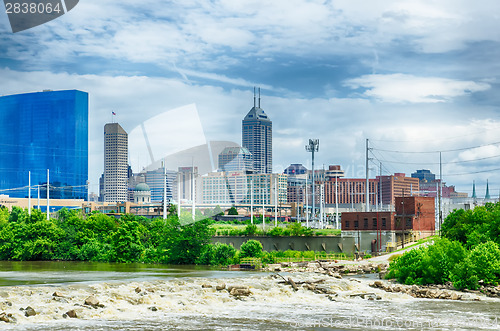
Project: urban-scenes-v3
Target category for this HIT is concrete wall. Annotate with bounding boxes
[342,231,396,253]
[212,236,356,255]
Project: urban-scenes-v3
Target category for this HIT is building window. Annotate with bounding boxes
[363,218,368,228]
[406,218,412,228]
[345,221,349,228]
[373,218,377,227]
[382,218,386,227]
[354,220,359,228]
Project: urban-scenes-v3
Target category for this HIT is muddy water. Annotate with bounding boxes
[0,261,499,330]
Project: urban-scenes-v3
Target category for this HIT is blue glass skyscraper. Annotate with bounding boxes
[0,90,88,200]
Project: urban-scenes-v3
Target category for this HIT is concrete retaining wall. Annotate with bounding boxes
[211,236,356,255]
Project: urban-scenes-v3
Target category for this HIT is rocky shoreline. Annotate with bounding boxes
[263,260,494,301]
[263,260,387,276]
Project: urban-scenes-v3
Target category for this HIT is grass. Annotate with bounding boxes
[392,235,437,253]
[313,229,341,236]
[211,224,342,237]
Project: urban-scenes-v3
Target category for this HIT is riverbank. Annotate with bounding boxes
[262,258,500,301]
[0,261,498,330]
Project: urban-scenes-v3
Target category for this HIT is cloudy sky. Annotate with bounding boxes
[1,0,500,197]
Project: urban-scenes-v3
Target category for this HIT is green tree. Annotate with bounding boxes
[228,206,238,215]
[240,239,263,258]
[213,205,224,216]
[167,218,215,264]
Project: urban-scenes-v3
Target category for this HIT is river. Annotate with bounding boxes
[0,261,499,330]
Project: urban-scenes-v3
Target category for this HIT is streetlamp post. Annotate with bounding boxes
[305,139,319,223]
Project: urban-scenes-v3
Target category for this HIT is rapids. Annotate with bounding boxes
[0,261,498,330]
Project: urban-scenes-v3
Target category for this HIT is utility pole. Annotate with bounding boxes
[192,165,195,221]
[402,189,405,249]
[250,179,254,224]
[46,169,50,220]
[306,139,319,222]
[439,152,442,234]
[28,171,31,216]
[322,183,326,228]
[274,177,278,227]
[335,174,339,229]
[262,185,265,230]
[379,162,382,211]
[365,138,369,212]
[296,184,299,221]
[305,176,309,227]
[177,175,181,218]
[163,160,167,220]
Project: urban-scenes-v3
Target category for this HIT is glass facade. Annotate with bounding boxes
[0,90,88,199]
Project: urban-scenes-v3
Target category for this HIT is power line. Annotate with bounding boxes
[369,153,500,166]
[371,141,500,154]
[444,167,500,177]
[369,126,500,143]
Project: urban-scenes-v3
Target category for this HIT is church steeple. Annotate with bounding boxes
[472,180,476,199]
[485,179,490,199]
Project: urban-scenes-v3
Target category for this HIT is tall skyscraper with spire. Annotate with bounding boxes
[242,88,272,174]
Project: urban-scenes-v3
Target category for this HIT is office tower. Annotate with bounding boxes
[0,89,88,199]
[104,123,128,202]
[242,88,272,174]
[145,167,177,202]
[218,146,254,173]
[178,166,198,202]
[202,171,287,205]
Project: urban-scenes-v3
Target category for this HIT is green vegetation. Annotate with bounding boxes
[240,239,263,258]
[211,222,337,237]
[0,206,214,264]
[0,206,346,267]
[227,206,238,215]
[386,202,500,290]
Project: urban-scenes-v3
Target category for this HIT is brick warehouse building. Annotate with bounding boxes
[341,196,435,252]
[377,173,420,206]
[324,178,379,205]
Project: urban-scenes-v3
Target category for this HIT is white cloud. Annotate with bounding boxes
[345,74,490,103]
[4,0,500,69]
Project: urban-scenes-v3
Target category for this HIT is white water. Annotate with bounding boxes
[0,263,498,330]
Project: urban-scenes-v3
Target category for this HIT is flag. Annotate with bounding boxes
[112,111,116,115]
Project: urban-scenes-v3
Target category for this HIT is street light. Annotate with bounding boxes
[305,139,319,222]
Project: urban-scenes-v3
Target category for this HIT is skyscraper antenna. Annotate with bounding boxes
[258,87,261,108]
[253,87,256,107]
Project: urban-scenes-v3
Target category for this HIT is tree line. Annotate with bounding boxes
[386,202,500,290]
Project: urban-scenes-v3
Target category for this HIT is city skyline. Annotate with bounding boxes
[1,1,499,196]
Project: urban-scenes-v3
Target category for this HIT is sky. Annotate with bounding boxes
[1,0,500,197]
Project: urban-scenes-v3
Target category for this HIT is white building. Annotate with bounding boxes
[133,183,151,204]
[104,123,128,202]
[202,171,287,205]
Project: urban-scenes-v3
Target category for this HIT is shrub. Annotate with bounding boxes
[385,248,425,284]
[420,238,466,284]
[267,226,283,237]
[211,243,236,265]
[242,224,258,236]
[465,241,500,286]
[240,239,263,258]
[228,207,238,215]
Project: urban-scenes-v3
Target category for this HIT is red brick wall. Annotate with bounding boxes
[395,196,435,232]
[341,211,394,231]
[341,196,435,232]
